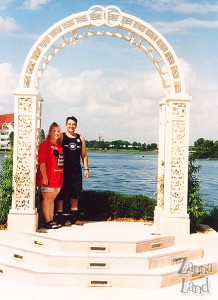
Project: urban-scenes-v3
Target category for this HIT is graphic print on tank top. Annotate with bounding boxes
[62,133,82,172]
[68,139,81,151]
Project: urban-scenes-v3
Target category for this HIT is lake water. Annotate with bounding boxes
[1,152,217,210]
[83,152,158,198]
[83,152,218,211]
[195,158,218,209]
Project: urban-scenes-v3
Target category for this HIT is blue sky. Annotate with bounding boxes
[0,0,217,144]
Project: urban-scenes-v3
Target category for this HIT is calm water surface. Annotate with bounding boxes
[83,152,158,198]
[1,153,217,210]
[83,152,218,210]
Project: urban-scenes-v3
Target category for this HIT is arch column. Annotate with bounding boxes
[154,98,166,228]
[7,89,43,232]
[154,93,191,237]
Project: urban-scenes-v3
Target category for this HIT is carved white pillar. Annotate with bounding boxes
[154,98,166,228]
[7,88,43,232]
[156,93,191,238]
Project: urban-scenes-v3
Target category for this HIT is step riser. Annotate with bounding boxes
[161,262,218,287]
[0,251,147,269]
[148,249,204,269]
[136,236,175,253]
[16,233,175,253]
[16,233,136,253]
[1,263,217,288]
[16,236,136,253]
[0,245,204,270]
[0,265,163,288]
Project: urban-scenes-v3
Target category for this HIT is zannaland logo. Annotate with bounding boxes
[178,258,212,294]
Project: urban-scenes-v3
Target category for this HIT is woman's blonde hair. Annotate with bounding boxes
[46,122,61,143]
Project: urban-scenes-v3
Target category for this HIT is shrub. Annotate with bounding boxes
[109,193,155,219]
[0,152,13,224]
[77,190,113,219]
[204,207,218,231]
[188,156,207,232]
[79,190,156,220]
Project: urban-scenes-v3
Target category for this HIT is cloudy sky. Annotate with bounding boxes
[0,0,217,144]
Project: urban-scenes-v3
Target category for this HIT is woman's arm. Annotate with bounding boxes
[39,162,48,185]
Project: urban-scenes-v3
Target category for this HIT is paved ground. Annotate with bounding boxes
[0,221,218,300]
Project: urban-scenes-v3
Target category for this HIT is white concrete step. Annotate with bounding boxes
[0,222,217,289]
[0,239,204,269]
[0,257,217,288]
[12,230,175,253]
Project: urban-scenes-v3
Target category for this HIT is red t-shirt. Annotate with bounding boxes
[36,140,64,188]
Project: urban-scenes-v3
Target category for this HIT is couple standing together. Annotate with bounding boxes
[36,116,90,229]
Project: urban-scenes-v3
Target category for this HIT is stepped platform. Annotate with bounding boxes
[0,221,218,297]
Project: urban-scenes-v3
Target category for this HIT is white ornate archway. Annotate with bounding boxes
[8,6,191,237]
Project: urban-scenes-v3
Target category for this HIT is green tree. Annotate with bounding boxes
[123,141,130,148]
[132,141,139,149]
[188,156,206,232]
[40,129,45,142]
[0,151,13,224]
[212,141,218,159]
[141,143,146,150]
[8,131,14,148]
[150,143,158,150]
[87,140,99,149]
[111,140,123,149]
[193,138,214,158]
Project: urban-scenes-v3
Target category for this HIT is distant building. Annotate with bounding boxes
[0,113,14,149]
[98,132,104,142]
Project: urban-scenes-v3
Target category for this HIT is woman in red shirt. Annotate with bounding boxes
[36,122,64,229]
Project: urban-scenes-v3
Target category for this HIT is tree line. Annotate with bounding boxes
[7,132,218,158]
[87,137,218,157]
[86,140,158,151]
[190,138,218,159]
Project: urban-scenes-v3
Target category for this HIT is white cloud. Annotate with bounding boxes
[41,67,103,106]
[133,0,218,14]
[1,59,217,144]
[0,0,13,11]
[0,16,20,32]
[21,0,51,10]
[0,63,19,112]
[39,58,218,144]
[152,18,218,34]
[178,59,218,143]
[39,65,162,142]
[169,1,218,14]
[179,58,197,92]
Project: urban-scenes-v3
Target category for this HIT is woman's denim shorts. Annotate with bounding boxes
[40,187,61,193]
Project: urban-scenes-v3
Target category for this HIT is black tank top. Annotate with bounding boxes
[62,133,82,173]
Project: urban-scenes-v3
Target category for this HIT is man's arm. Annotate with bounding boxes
[80,135,89,179]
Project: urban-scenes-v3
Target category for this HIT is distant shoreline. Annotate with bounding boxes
[87,149,158,155]
[0,150,11,156]
[0,149,159,155]
[5,149,205,156]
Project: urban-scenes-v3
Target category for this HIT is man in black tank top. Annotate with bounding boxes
[56,116,89,226]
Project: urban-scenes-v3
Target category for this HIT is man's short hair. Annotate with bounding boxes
[66,116,77,125]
